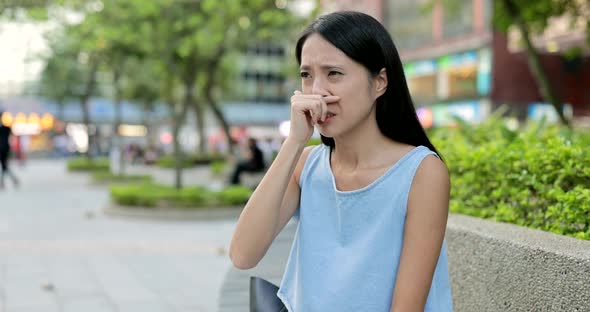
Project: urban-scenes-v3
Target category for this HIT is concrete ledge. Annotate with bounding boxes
[104,204,242,221]
[446,214,590,311]
[218,214,590,311]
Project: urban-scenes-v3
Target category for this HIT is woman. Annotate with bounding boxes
[230,11,453,311]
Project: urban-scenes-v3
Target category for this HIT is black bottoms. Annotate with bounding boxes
[0,148,18,187]
[250,277,287,312]
[230,162,264,185]
[0,149,8,171]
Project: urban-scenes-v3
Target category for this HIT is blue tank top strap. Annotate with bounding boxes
[298,144,325,188]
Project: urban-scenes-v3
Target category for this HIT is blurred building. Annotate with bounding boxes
[212,41,291,145]
[0,96,170,155]
[233,43,289,104]
[222,41,290,131]
[322,0,590,126]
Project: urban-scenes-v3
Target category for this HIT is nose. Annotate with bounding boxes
[311,77,330,97]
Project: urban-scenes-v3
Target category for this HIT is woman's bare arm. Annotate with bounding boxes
[229,139,314,270]
[390,155,451,312]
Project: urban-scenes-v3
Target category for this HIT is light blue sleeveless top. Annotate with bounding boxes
[277,144,454,311]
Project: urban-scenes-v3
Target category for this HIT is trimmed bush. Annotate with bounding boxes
[92,172,152,184]
[156,153,225,168]
[67,157,110,172]
[431,115,590,240]
[210,160,227,177]
[218,186,252,205]
[155,156,194,168]
[110,183,252,208]
[306,138,322,146]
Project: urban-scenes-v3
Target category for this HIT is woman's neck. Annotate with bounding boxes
[331,118,396,170]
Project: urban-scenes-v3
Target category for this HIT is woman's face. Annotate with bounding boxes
[300,34,386,138]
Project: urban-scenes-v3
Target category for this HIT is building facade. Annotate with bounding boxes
[323,0,590,126]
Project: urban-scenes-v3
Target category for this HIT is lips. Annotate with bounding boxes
[317,112,336,125]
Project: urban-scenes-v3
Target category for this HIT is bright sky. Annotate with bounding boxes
[0,1,314,97]
[0,21,53,96]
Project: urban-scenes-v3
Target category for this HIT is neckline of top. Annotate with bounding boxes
[326,145,426,195]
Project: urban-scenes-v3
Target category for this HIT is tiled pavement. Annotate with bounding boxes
[0,159,236,312]
[217,221,297,312]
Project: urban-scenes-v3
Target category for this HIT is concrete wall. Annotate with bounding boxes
[447,214,590,311]
[219,214,590,311]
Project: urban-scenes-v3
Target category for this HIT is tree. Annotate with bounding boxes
[13,0,313,189]
[434,0,589,126]
[37,34,84,122]
[119,57,163,153]
[87,1,148,175]
[192,0,308,155]
[105,0,306,189]
[493,0,588,127]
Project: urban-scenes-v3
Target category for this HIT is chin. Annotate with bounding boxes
[318,129,336,138]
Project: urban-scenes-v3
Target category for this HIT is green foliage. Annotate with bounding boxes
[156,154,226,168]
[218,186,253,206]
[493,0,586,34]
[37,34,88,111]
[210,160,227,177]
[67,157,110,172]
[110,183,252,208]
[306,138,322,146]
[156,156,194,169]
[92,172,152,184]
[431,116,590,240]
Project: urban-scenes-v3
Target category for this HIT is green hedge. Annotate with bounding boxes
[210,160,227,177]
[92,172,152,184]
[67,157,110,172]
[306,138,322,146]
[110,183,252,208]
[431,115,590,240]
[156,153,225,168]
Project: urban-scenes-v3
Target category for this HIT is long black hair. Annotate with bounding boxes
[295,11,442,158]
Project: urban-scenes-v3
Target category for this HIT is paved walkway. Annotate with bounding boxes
[218,221,296,312]
[0,159,236,312]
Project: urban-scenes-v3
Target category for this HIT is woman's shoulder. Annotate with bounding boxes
[412,150,449,193]
[294,144,323,184]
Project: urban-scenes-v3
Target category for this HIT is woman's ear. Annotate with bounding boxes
[374,68,388,98]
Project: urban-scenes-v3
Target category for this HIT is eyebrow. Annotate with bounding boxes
[300,64,345,71]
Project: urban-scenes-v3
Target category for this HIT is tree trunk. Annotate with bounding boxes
[57,97,65,122]
[169,76,194,190]
[203,50,235,154]
[173,99,191,189]
[80,57,100,160]
[194,101,207,155]
[113,67,125,175]
[204,79,234,155]
[502,0,570,127]
[142,101,156,150]
[172,114,183,190]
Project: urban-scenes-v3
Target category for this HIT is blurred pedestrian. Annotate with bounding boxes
[0,111,20,189]
[230,11,453,311]
[229,137,265,185]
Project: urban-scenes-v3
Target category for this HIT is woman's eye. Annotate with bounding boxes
[300,72,311,78]
[328,71,342,76]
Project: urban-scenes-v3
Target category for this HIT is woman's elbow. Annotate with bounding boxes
[229,246,259,270]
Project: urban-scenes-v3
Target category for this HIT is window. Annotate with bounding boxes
[387,0,434,49]
[443,0,474,38]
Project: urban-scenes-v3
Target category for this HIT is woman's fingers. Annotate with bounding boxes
[322,95,340,103]
[292,91,339,123]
